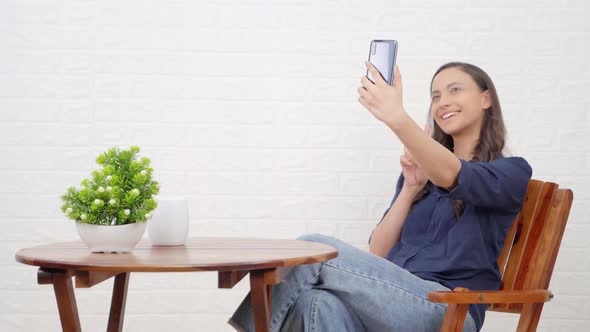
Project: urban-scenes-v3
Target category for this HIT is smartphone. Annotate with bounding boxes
[367,40,398,86]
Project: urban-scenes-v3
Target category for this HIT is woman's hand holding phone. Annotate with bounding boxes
[358,62,405,128]
[359,61,427,192]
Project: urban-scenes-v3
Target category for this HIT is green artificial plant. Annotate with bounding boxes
[61,146,159,225]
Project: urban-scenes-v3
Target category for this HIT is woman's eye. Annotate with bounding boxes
[451,87,460,93]
[432,96,440,102]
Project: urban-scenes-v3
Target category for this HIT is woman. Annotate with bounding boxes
[228,62,532,332]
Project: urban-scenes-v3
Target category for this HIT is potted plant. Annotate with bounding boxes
[61,146,159,253]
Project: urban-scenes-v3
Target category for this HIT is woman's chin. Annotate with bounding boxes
[438,125,455,136]
[438,121,464,136]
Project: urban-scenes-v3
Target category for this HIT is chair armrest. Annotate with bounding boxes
[428,289,553,304]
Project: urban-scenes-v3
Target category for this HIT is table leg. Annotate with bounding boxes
[107,272,131,332]
[267,285,272,308]
[38,268,81,332]
[249,270,272,332]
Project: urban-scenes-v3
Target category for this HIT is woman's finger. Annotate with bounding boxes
[401,155,413,166]
[360,75,376,92]
[358,96,372,111]
[404,146,414,161]
[365,61,386,86]
[393,65,403,90]
[400,156,410,168]
[357,86,372,101]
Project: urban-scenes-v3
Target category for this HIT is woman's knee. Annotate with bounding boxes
[284,289,363,331]
[288,288,317,318]
[297,233,332,243]
[280,289,317,331]
[310,289,364,331]
[296,233,348,250]
[296,233,365,263]
[311,289,349,316]
[285,289,347,322]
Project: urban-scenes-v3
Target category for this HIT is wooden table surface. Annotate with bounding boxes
[16,237,337,272]
[15,237,338,332]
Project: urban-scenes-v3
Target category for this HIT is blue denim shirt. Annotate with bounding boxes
[374,157,532,331]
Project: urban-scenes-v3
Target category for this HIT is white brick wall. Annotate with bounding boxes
[1,0,588,330]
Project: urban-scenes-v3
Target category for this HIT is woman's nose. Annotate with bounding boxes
[438,95,451,108]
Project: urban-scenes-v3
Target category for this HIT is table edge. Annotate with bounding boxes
[15,250,339,273]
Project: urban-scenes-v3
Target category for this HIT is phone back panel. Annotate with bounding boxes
[367,40,398,85]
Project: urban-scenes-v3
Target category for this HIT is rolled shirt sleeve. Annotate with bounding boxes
[433,156,533,212]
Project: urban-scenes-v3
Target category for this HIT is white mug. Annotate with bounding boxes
[148,198,189,246]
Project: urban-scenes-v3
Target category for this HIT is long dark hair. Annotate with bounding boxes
[414,62,507,219]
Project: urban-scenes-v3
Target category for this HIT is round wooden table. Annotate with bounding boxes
[15,237,338,332]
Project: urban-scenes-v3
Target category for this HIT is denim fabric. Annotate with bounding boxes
[280,289,365,331]
[228,234,477,332]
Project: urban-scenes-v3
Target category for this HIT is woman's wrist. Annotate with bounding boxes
[401,183,425,199]
[385,109,411,132]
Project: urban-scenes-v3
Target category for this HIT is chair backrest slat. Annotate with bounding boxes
[496,214,518,278]
[512,183,558,291]
[498,181,550,291]
[523,188,573,291]
[489,180,572,314]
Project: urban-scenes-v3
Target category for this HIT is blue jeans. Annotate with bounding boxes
[228,234,477,332]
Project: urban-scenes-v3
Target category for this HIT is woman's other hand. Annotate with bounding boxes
[400,124,431,193]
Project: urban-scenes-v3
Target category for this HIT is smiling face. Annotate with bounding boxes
[430,67,491,138]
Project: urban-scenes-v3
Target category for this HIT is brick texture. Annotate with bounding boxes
[1,0,589,331]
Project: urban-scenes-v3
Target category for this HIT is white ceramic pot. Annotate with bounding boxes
[75,222,147,253]
[148,198,189,246]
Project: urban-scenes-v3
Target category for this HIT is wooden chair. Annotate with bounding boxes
[428,179,574,332]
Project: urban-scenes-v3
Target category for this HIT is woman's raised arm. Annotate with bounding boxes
[358,63,461,189]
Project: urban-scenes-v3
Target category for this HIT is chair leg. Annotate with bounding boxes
[107,272,131,332]
[266,284,272,308]
[440,303,469,332]
[439,287,469,332]
[516,303,544,332]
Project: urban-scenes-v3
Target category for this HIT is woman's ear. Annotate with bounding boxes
[481,90,491,110]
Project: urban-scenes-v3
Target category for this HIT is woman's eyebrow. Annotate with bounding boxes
[431,82,464,95]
